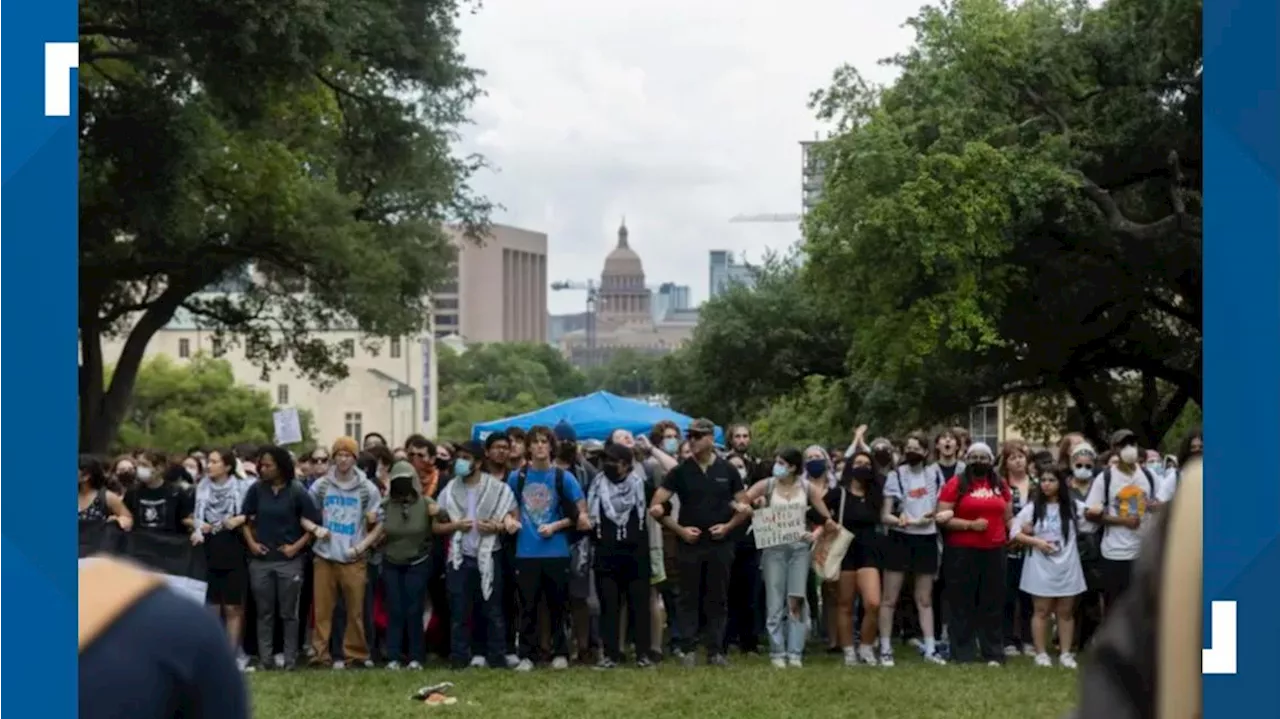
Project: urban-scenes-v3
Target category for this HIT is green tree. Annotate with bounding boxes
[434,343,588,440]
[585,349,662,396]
[115,355,317,453]
[805,0,1201,446]
[78,0,490,452]
[749,376,852,457]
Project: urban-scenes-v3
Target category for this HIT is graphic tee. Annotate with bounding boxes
[939,477,1011,550]
[125,483,194,534]
[508,467,584,560]
[1083,466,1152,561]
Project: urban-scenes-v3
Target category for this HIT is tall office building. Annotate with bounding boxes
[651,282,691,323]
[435,224,549,343]
[801,139,828,213]
[708,250,758,299]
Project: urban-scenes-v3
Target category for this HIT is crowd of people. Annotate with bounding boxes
[76,418,1202,673]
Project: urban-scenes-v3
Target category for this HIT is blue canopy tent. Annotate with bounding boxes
[471,391,724,444]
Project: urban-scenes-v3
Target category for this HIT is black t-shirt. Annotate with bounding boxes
[124,483,194,534]
[661,456,744,532]
[80,586,249,719]
[241,480,321,562]
[825,487,880,541]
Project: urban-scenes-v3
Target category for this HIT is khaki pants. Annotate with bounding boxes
[311,556,369,663]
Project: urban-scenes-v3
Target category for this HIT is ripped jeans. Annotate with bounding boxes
[761,540,812,660]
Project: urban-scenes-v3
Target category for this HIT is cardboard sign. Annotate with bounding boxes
[273,407,303,445]
[752,504,808,549]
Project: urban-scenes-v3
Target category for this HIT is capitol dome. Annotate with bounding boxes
[602,219,644,279]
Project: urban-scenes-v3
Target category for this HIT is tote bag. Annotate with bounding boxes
[812,489,854,582]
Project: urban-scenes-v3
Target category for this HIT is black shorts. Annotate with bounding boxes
[841,535,882,572]
[206,566,247,606]
[882,532,939,575]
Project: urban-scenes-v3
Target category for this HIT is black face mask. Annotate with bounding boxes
[873,450,893,465]
[904,451,925,465]
[434,457,450,472]
[850,466,875,484]
[603,463,630,483]
[969,462,992,476]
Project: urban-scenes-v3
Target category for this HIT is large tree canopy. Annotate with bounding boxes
[79,0,490,452]
[803,0,1201,446]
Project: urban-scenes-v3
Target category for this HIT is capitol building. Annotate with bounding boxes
[557,220,697,367]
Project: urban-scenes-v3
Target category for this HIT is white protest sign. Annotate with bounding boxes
[273,407,303,445]
[752,505,809,549]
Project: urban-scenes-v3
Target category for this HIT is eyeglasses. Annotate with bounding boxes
[312,456,329,463]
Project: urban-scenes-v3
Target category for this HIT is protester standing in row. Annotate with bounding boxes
[381,460,439,670]
[79,455,133,527]
[826,451,884,666]
[192,448,254,666]
[1000,441,1036,656]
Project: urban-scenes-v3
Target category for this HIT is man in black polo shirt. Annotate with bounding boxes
[650,418,750,667]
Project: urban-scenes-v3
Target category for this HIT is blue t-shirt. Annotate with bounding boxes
[508,467,584,559]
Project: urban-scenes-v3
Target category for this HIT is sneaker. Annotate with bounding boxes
[987,660,1003,667]
[515,659,534,673]
[878,650,895,668]
[1004,645,1021,657]
[551,656,569,670]
[843,648,858,667]
[1034,653,1053,667]
[407,661,424,670]
[908,637,924,651]
[923,651,948,665]
[788,656,803,668]
[771,657,787,669]
[236,656,254,673]
[1059,653,1078,669]
[681,653,697,668]
[636,657,654,669]
[332,660,346,670]
[273,653,285,668]
[858,646,878,666]
[504,654,520,669]
[1024,645,1038,657]
[595,658,618,670]
[360,659,375,669]
[469,656,487,669]
[708,654,730,668]
[386,661,402,671]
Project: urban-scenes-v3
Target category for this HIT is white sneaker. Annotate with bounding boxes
[857,646,878,666]
[386,661,402,671]
[551,656,569,670]
[788,656,803,668]
[1004,645,1021,657]
[923,651,947,665]
[332,660,346,670]
[878,649,895,667]
[1059,653,1078,669]
[504,654,520,669]
[273,653,285,668]
[1024,645,1039,657]
[237,656,255,673]
[407,660,423,670]
[515,659,534,672]
[987,660,1002,667]
[1034,653,1053,667]
[771,657,787,669]
[469,656,487,669]
[360,659,375,669]
[843,648,858,667]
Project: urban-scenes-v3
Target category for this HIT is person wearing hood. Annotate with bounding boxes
[380,460,440,670]
[307,437,384,669]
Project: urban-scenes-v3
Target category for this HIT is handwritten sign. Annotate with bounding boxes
[273,407,303,445]
[753,505,808,549]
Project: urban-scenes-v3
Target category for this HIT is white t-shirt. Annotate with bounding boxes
[1154,468,1178,503]
[884,464,940,536]
[1084,465,1154,561]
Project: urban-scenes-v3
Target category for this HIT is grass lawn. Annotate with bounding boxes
[249,649,1078,719]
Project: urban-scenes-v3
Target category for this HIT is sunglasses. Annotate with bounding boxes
[1073,463,1093,470]
[686,431,707,440]
[312,456,329,463]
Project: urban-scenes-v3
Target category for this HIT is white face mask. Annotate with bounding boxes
[136,467,154,482]
[1118,446,1140,465]
[1073,467,1094,481]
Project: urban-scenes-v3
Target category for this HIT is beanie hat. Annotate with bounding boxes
[332,436,359,457]
[966,442,995,461]
[554,420,577,443]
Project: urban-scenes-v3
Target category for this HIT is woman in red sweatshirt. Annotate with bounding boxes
[936,442,1013,665]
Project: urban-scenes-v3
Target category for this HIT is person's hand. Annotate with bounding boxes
[709,523,729,539]
[854,424,868,439]
[280,543,299,559]
[1033,538,1057,554]
[810,528,824,544]
[538,524,556,538]
[824,519,841,534]
[455,519,475,533]
[200,523,214,535]
[313,526,331,541]
[1122,515,1141,530]
[225,516,245,530]
[576,514,592,532]
[897,515,910,528]
[248,540,269,556]
[912,516,934,527]
[649,505,666,519]
[679,527,702,544]
[1084,505,1103,520]
[635,435,653,453]
[970,518,989,532]
[345,545,361,559]
[503,516,521,534]
[189,531,204,546]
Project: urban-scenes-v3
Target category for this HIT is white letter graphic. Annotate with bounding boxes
[44,42,80,117]
[1203,600,1237,674]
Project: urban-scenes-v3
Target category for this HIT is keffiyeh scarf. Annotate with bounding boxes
[439,473,515,600]
[588,468,646,542]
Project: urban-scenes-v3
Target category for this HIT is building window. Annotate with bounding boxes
[340,339,355,358]
[178,338,190,358]
[390,337,402,359]
[969,402,1000,450]
[344,412,363,441]
[435,297,459,310]
[277,384,289,406]
[437,314,458,327]
[211,337,225,357]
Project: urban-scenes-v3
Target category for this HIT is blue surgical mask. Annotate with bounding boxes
[662,438,679,454]
[453,459,472,477]
[1144,461,1164,475]
[804,460,827,478]
[772,462,789,478]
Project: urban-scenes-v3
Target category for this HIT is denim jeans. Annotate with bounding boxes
[761,540,811,659]
[383,559,432,664]
[447,555,506,667]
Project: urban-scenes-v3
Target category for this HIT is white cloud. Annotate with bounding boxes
[455,0,920,313]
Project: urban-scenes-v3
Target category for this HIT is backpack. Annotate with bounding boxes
[515,466,587,544]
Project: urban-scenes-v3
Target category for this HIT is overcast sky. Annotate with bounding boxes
[455,0,920,314]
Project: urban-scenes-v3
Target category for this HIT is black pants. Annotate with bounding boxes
[1003,555,1033,649]
[944,546,1006,663]
[676,539,734,656]
[514,557,571,660]
[1100,558,1135,609]
[597,553,652,662]
[723,541,760,653]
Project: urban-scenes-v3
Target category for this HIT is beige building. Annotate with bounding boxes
[436,223,548,343]
[99,305,439,447]
[968,397,1061,450]
[559,220,695,367]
